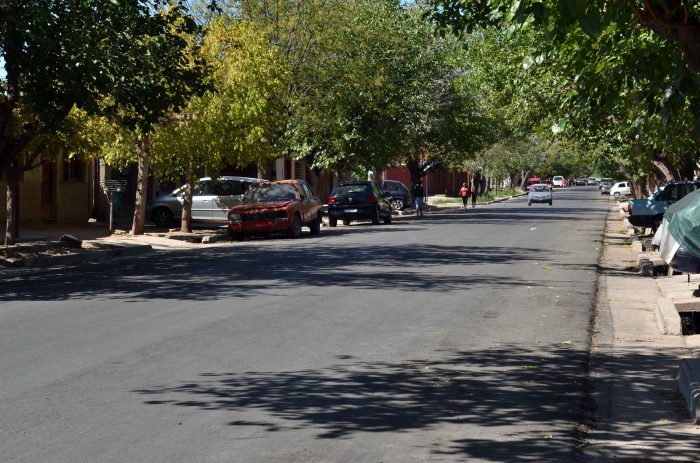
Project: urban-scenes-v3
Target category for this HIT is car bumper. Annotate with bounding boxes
[228,218,290,234]
[328,204,376,219]
[627,215,654,228]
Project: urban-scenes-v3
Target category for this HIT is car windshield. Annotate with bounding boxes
[243,183,297,203]
[333,184,372,195]
[531,185,549,192]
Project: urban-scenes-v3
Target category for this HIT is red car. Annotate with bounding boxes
[227,179,321,238]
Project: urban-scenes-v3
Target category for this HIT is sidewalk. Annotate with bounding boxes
[582,205,700,461]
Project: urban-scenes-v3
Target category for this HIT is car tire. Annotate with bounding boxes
[383,212,392,224]
[372,207,380,225]
[613,192,621,199]
[390,198,405,210]
[288,214,302,238]
[342,219,351,226]
[228,232,242,240]
[309,215,321,235]
[528,202,532,206]
[652,215,663,233]
[151,207,174,228]
[549,201,552,205]
[329,217,337,227]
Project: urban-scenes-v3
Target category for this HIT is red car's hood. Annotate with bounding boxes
[229,200,294,213]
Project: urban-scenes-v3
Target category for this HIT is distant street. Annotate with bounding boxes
[1,187,611,462]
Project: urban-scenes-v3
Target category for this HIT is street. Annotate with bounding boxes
[1,187,610,462]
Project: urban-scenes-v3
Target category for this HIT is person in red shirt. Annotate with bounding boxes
[459,182,470,209]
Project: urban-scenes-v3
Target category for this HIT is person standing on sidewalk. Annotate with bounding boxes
[413,181,425,217]
[471,170,482,209]
[459,182,470,209]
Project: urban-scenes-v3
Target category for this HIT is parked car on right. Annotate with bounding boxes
[628,181,700,232]
[327,181,393,226]
[609,181,632,199]
[380,180,412,211]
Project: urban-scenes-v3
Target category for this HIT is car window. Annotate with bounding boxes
[333,184,371,195]
[214,180,243,196]
[678,183,699,199]
[383,182,399,191]
[244,183,297,203]
[532,185,548,192]
[193,181,213,196]
[302,183,315,198]
[298,183,309,199]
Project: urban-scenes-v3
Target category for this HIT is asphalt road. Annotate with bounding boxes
[1,186,612,462]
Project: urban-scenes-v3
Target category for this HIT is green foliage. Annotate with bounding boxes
[0,0,207,177]
[151,18,289,183]
[433,1,700,181]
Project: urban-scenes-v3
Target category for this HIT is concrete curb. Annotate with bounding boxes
[0,244,154,269]
[656,297,682,335]
[677,359,700,424]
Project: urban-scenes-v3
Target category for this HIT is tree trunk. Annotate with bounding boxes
[651,158,675,182]
[406,157,422,186]
[180,176,194,233]
[4,165,19,245]
[130,134,150,236]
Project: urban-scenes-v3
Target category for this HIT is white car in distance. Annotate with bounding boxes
[552,176,566,188]
[609,181,632,199]
[528,184,553,206]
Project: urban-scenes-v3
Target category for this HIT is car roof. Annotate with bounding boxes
[256,179,304,185]
[198,176,264,182]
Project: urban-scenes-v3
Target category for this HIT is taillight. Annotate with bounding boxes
[328,196,335,205]
[367,194,377,203]
[629,203,632,215]
[403,191,408,200]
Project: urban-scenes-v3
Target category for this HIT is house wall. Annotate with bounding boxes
[383,166,471,197]
[0,157,91,225]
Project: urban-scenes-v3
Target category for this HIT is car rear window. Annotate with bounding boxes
[333,184,371,195]
[244,183,297,203]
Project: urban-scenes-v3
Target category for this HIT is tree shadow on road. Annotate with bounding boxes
[1,243,555,301]
[131,344,697,462]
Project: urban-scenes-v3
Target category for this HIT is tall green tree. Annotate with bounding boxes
[151,18,288,232]
[0,0,207,241]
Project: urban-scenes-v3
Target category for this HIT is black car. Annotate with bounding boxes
[381,180,412,210]
[327,181,393,226]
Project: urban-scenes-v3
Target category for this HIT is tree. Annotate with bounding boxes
[440,6,700,185]
[0,0,207,242]
[150,17,289,232]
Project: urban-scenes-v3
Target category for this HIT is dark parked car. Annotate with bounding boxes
[327,181,393,226]
[227,179,321,238]
[381,180,412,211]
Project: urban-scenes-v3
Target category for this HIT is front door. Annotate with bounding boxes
[41,160,57,221]
[191,181,214,221]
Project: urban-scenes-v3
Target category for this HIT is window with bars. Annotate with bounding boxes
[63,158,85,182]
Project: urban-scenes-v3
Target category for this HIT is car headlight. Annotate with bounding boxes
[228,213,241,223]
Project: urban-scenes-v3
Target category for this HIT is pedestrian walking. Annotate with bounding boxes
[471,170,482,209]
[459,182,470,209]
[413,181,424,217]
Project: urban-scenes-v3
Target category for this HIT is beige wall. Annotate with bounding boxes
[0,158,91,225]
